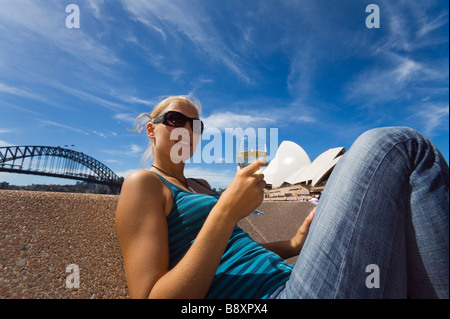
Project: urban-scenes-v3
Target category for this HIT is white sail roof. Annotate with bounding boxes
[264,143,345,188]
[262,141,311,188]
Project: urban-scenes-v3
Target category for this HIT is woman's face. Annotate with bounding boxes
[148,101,201,164]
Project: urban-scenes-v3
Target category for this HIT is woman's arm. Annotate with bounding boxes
[261,208,315,260]
[116,169,232,298]
[116,162,267,299]
[115,169,172,298]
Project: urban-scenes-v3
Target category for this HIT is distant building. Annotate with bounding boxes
[0,181,9,189]
[263,141,345,201]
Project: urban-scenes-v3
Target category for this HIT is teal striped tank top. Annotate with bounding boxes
[152,172,293,299]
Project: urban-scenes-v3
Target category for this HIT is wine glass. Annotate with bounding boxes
[237,136,267,172]
[237,136,267,215]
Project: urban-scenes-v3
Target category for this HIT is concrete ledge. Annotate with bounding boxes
[0,190,315,299]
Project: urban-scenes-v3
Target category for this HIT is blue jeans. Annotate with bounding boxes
[270,127,449,298]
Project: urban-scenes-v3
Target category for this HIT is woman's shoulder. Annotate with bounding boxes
[117,169,171,215]
[121,169,164,194]
[126,168,155,179]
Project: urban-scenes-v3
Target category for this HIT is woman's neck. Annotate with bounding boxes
[151,159,186,181]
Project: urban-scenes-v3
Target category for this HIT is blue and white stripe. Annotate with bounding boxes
[153,172,293,299]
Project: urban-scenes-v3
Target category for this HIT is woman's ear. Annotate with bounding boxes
[147,122,156,139]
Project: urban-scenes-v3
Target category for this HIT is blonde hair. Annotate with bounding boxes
[134,95,202,166]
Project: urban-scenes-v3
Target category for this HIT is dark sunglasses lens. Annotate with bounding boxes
[164,111,204,134]
[165,112,187,127]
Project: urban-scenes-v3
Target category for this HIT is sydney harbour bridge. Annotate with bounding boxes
[0,145,124,194]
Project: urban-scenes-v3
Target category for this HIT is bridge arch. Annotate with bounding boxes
[0,146,123,194]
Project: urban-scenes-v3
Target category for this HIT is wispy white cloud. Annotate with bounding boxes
[202,112,276,131]
[286,43,316,101]
[202,103,317,133]
[394,59,422,83]
[120,0,252,83]
[0,140,14,147]
[106,159,122,165]
[188,77,214,97]
[110,91,159,107]
[409,103,449,136]
[0,1,119,65]
[0,83,44,101]
[417,12,449,38]
[49,83,129,112]
[0,0,122,93]
[91,131,108,138]
[39,120,85,134]
[32,122,115,143]
[113,113,137,126]
[0,101,42,116]
[377,1,449,53]
[331,1,448,117]
[114,168,135,179]
[344,54,447,106]
[87,0,105,19]
[130,144,143,154]
[0,82,75,113]
[102,144,143,157]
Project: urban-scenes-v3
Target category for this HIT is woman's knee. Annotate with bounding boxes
[357,126,421,144]
[351,126,425,155]
[349,127,447,174]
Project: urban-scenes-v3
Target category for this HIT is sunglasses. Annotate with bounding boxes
[153,111,204,134]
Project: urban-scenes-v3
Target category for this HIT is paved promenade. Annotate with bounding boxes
[0,190,315,299]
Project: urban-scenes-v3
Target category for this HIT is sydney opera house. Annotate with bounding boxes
[262,141,345,201]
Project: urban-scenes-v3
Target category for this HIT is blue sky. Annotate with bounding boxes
[0,0,448,189]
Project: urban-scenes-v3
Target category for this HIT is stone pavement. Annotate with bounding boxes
[0,190,315,298]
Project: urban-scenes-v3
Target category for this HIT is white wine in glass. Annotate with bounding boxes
[237,136,267,172]
[237,136,267,215]
[237,150,267,169]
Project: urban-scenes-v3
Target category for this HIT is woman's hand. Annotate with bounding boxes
[260,207,315,259]
[216,160,268,224]
[290,207,315,255]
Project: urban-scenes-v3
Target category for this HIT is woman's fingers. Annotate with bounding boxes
[240,159,268,176]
